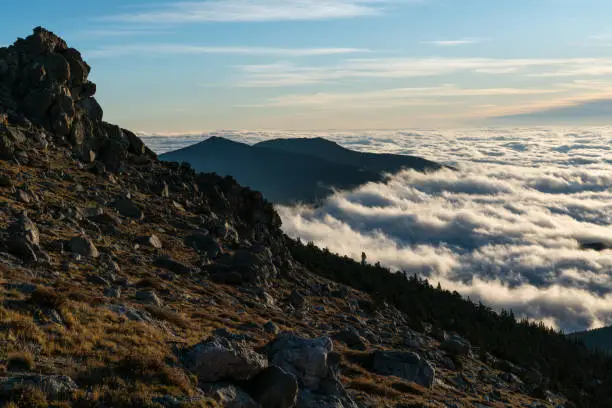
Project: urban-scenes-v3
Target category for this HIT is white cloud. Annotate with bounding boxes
[422,38,483,47]
[145,127,612,332]
[104,0,418,23]
[86,44,369,58]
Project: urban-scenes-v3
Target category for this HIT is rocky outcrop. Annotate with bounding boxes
[370,350,435,388]
[183,336,268,382]
[0,27,156,170]
[266,333,357,407]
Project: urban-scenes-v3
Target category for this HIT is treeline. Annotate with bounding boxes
[287,239,612,408]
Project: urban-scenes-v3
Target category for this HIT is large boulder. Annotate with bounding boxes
[183,336,268,382]
[69,236,99,258]
[247,366,298,408]
[370,350,435,388]
[266,333,358,408]
[7,214,43,263]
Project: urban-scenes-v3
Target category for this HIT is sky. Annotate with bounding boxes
[3,0,612,132]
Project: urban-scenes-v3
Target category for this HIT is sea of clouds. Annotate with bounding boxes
[143,127,612,333]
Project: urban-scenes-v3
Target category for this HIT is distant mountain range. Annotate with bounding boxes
[159,137,447,204]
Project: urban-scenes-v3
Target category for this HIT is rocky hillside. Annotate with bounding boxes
[0,28,608,408]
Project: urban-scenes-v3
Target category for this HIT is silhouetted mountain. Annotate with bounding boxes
[160,136,445,204]
[571,326,612,354]
[256,137,445,173]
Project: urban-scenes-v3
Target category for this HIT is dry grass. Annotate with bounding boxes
[145,306,190,328]
[29,287,67,309]
[349,378,402,397]
[7,350,35,371]
[0,307,44,344]
[1,386,48,408]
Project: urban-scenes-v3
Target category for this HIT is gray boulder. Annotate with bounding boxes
[137,234,163,249]
[441,334,471,356]
[267,333,334,390]
[184,336,268,382]
[7,214,44,262]
[69,236,99,258]
[370,350,435,388]
[8,213,40,246]
[135,290,162,307]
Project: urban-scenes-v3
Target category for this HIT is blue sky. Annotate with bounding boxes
[3,0,612,132]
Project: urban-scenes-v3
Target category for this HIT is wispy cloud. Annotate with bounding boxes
[235,57,612,87]
[244,85,562,108]
[422,38,483,47]
[86,44,369,58]
[104,0,418,24]
[75,28,167,38]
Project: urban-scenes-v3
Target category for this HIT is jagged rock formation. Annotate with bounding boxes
[0,27,605,408]
[0,27,155,171]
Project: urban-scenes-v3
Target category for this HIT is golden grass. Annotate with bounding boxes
[7,350,35,371]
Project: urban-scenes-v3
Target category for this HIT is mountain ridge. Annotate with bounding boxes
[160,136,446,205]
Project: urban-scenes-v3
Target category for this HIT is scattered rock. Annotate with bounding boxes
[183,336,268,382]
[69,236,99,258]
[370,350,435,388]
[135,290,162,307]
[333,326,368,350]
[154,256,195,275]
[114,198,144,220]
[103,286,121,299]
[199,383,259,408]
[15,189,31,203]
[137,234,163,249]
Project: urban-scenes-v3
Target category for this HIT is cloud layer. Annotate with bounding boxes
[145,127,612,332]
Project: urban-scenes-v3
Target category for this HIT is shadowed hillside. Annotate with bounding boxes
[572,326,612,354]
